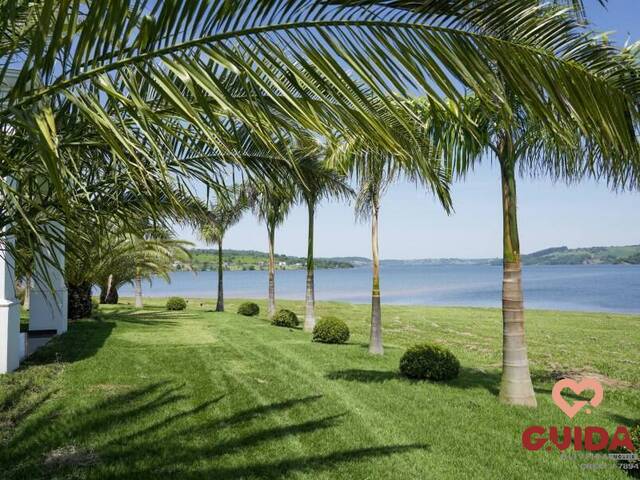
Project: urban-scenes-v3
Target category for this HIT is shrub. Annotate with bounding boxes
[89,298,102,319]
[166,297,187,311]
[238,302,259,316]
[312,317,350,344]
[271,309,299,328]
[399,343,460,381]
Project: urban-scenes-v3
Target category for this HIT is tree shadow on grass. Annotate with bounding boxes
[326,369,399,383]
[450,368,609,401]
[325,367,501,394]
[1,381,429,480]
[448,368,501,396]
[448,368,591,399]
[118,444,430,480]
[113,316,180,326]
[22,319,115,367]
[113,309,197,321]
[327,366,632,412]
[605,413,639,428]
[353,342,401,351]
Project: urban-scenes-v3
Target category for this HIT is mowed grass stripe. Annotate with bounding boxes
[204,313,392,466]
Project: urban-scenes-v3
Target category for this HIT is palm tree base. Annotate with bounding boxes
[498,379,537,407]
[100,288,119,304]
[68,282,92,320]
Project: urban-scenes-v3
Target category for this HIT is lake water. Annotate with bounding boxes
[118,264,640,314]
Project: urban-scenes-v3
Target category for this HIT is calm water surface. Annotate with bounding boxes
[119,264,640,314]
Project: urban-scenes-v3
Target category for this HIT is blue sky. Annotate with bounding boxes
[176,0,640,260]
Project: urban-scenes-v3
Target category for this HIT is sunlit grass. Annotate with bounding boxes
[1,298,638,479]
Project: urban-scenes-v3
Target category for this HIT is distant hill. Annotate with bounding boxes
[177,245,640,271]
[325,256,370,266]
[176,249,356,272]
[381,245,640,266]
[514,245,640,265]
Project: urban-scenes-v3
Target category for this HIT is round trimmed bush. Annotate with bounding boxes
[166,296,187,311]
[237,302,260,317]
[272,309,299,328]
[399,343,460,381]
[312,317,350,344]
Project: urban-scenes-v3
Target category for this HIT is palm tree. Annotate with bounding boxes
[352,154,397,355]
[432,72,639,405]
[97,232,192,309]
[66,218,192,318]
[248,184,296,318]
[336,100,453,355]
[199,190,247,312]
[131,233,192,309]
[294,148,354,331]
[3,1,637,257]
[438,100,613,407]
[408,3,636,407]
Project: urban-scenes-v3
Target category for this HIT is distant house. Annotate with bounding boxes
[278,261,287,268]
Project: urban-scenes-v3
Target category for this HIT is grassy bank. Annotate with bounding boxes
[1,298,638,479]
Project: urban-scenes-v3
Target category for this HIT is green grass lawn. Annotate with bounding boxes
[1,298,639,479]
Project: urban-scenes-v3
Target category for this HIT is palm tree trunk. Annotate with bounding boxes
[369,201,383,355]
[216,240,224,312]
[134,269,143,309]
[100,286,119,304]
[24,273,31,311]
[267,224,276,318]
[100,274,119,304]
[67,282,92,320]
[304,202,316,332]
[498,137,536,407]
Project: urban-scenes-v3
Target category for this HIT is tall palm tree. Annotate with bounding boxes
[199,190,247,312]
[294,150,354,332]
[439,98,630,407]
[352,154,398,355]
[411,7,638,407]
[248,184,296,318]
[337,100,453,355]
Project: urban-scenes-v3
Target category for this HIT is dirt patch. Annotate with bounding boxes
[44,445,98,468]
[547,368,632,389]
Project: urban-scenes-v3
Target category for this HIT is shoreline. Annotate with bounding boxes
[113,296,640,317]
